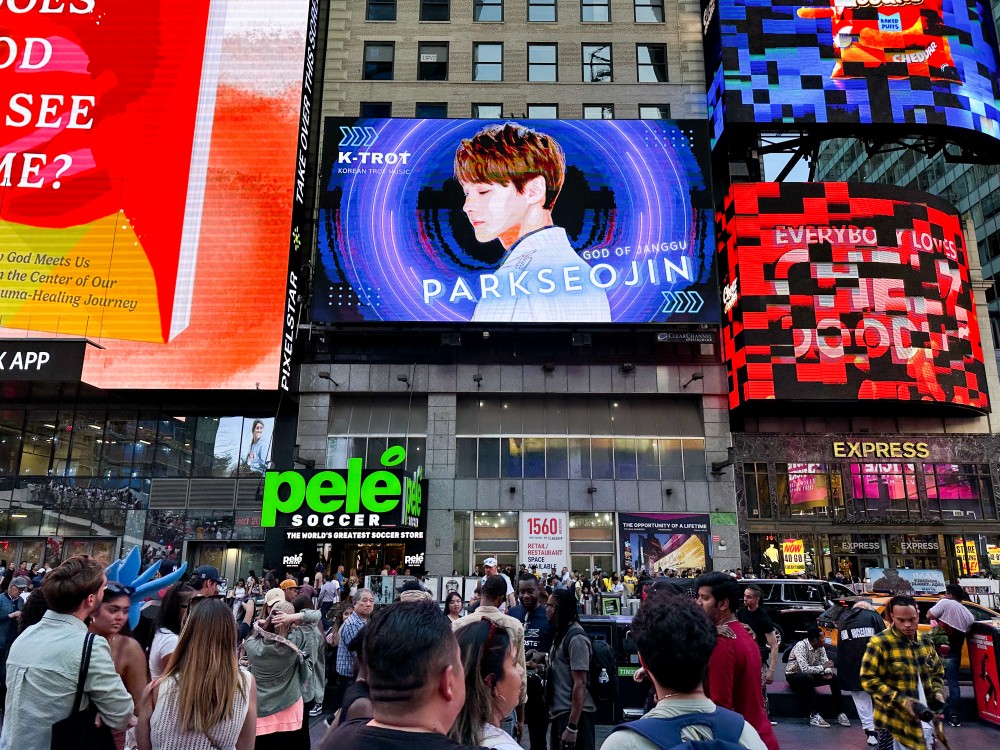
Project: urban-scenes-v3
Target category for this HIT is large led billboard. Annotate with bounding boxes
[720,182,989,412]
[702,0,1000,150]
[0,0,317,389]
[313,118,718,325]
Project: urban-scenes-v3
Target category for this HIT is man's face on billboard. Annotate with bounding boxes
[460,180,533,244]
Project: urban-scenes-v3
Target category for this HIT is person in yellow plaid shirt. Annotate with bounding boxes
[860,595,944,750]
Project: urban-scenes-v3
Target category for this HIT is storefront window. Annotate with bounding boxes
[924,463,995,520]
[453,511,471,574]
[776,463,845,518]
[742,463,771,519]
[570,512,615,576]
[848,463,920,519]
[887,534,944,571]
[473,511,518,569]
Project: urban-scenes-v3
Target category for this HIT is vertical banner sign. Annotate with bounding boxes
[519,512,569,574]
[969,625,1000,726]
[782,539,806,575]
[280,0,323,393]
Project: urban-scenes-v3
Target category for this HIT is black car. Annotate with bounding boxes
[745,578,856,647]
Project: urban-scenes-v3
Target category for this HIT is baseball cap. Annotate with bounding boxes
[264,588,285,608]
[11,576,29,589]
[482,557,498,567]
[158,558,180,577]
[191,565,222,586]
[397,579,426,594]
[279,579,300,591]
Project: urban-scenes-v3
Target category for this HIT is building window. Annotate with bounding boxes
[742,463,772,519]
[528,0,556,22]
[847,463,920,520]
[527,104,558,119]
[583,104,613,119]
[528,43,558,82]
[639,104,670,119]
[418,42,449,80]
[416,102,448,118]
[473,511,518,570]
[582,0,610,22]
[454,397,705,479]
[474,0,503,21]
[775,463,845,519]
[326,396,428,473]
[634,0,665,22]
[637,43,668,82]
[473,103,503,118]
[923,463,996,520]
[366,0,397,21]
[360,102,392,117]
[582,44,612,83]
[363,42,395,80]
[420,0,450,21]
[473,42,503,81]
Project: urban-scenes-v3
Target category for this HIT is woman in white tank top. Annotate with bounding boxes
[136,598,257,750]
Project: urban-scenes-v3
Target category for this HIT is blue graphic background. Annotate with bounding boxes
[313,118,718,324]
[706,0,1000,147]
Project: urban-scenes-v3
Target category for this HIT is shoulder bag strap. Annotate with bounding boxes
[72,633,96,714]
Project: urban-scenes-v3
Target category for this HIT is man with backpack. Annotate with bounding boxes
[547,589,597,750]
[604,594,768,750]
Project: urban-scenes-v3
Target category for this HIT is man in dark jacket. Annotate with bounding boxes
[837,600,885,747]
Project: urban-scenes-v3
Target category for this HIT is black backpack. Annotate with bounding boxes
[562,624,619,713]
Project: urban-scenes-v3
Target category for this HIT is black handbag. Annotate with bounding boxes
[50,632,116,750]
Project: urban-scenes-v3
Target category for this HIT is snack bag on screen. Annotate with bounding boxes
[797,0,959,82]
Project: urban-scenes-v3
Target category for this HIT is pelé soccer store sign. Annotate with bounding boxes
[261,447,428,543]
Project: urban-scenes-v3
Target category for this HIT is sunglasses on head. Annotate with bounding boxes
[104,582,135,596]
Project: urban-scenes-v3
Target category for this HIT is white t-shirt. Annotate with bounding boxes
[481,573,515,612]
[149,628,179,680]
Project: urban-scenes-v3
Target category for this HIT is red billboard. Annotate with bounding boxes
[0,0,316,389]
[720,183,989,413]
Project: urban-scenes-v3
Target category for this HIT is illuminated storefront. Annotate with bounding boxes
[737,434,1000,581]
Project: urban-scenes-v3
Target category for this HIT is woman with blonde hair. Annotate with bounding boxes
[135,598,257,750]
[244,599,321,749]
[450,619,524,749]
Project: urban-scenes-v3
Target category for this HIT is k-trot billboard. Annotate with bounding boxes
[313,118,718,325]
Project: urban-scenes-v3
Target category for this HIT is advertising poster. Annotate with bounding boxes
[956,538,980,575]
[867,567,946,594]
[519,512,569,575]
[701,0,1000,151]
[0,0,316,389]
[619,513,710,574]
[721,182,989,412]
[969,626,1000,725]
[782,539,807,574]
[990,545,1000,568]
[314,118,718,325]
[211,417,275,477]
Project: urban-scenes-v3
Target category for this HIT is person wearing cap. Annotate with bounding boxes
[190,564,222,598]
[456,575,528,741]
[929,584,975,727]
[281,578,301,603]
[0,577,27,706]
[481,558,516,611]
[397,579,433,603]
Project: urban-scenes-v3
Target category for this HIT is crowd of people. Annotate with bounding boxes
[0,553,966,750]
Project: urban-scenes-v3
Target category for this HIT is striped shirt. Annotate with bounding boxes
[336,612,366,678]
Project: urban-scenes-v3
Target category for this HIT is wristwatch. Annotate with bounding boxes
[566,722,578,731]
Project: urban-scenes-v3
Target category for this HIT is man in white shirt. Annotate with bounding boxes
[454,123,612,323]
[317,576,342,626]
[481,557,516,611]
